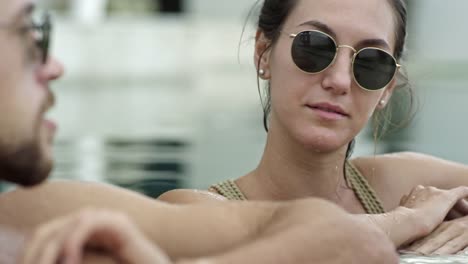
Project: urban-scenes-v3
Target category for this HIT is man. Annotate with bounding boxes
[0,0,399,263]
[0,0,62,187]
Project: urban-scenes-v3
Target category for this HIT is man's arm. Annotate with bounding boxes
[181,199,399,264]
[0,227,24,264]
[15,199,398,264]
[0,227,119,264]
[1,180,399,263]
[0,180,272,258]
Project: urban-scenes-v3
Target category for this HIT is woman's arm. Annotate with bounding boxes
[354,152,468,210]
[358,207,418,248]
[358,186,468,248]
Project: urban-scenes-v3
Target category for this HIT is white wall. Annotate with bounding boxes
[404,0,468,163]
[49,15,264,187]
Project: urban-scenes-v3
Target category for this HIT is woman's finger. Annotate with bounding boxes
[433,234,468,255]
[446,209,464,221]
[406,223,445,251]
[451,187,468,203]
[408,224,457,255]
[453,199,468,215]
[400,194,408,205]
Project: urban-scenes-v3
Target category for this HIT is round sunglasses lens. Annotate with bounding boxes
[353,49,397,90]
[42,14,51,63]
[291,31,336,73]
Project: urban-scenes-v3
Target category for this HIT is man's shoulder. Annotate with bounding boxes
[158,188,228,204]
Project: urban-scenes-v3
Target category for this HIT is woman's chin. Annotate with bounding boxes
[294,130,350,154]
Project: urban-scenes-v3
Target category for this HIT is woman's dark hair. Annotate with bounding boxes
[255,0,298,131]
[254,0,413,159]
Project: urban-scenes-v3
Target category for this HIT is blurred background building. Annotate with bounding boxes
[2,0,467,196]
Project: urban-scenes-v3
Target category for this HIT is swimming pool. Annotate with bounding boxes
[400,254,468,263]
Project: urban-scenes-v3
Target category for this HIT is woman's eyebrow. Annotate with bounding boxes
[356,38,391,50]
[298,20,337,39]
[298,20,391,50]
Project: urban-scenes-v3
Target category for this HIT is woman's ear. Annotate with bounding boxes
[254,30,271,79]
[376,79,397,110]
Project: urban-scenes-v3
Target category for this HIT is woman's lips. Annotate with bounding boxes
[306,104,349,121]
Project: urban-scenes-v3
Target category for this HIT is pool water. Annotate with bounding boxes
[400,254,468,264]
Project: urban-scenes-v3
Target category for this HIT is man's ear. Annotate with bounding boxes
[376,78,397,110]
[254,30,271,79]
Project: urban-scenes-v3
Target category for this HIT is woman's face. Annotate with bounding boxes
[259,0,397,153]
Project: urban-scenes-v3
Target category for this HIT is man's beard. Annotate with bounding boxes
[0,139,51,187]
[0,92,55,187]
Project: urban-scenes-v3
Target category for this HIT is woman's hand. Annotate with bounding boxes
[446,199,468,220]
[362,186,468,248]
[399,185,468,237]
[403,216,468,255]
[20,208,172,264]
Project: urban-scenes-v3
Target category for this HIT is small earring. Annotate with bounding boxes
[379,100,386,106]
[258,69,265,76]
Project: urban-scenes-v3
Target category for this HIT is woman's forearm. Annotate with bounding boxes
[357,207,424,248]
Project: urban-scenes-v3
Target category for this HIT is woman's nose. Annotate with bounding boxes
[320,47,355,95]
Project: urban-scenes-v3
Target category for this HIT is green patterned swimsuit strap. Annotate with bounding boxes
[345,161,386,214]
[209,180,247,201]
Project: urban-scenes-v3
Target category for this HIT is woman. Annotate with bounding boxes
[160,0,468,255]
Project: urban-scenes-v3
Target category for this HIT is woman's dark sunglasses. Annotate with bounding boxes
[31,13,51,64]
[288,30,400,91]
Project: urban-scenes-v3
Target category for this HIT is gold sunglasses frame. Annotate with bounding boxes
[288,30,401,91]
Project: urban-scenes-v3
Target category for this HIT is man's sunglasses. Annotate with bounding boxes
[30,13,51,64]
[288,30,400,91]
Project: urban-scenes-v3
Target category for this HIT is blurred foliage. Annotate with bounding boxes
[39,0,70,11]
[107,0,158,15]
[39,0,159,14]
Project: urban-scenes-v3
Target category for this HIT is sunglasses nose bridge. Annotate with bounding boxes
[333,45,357,76]
[336,45,357,56]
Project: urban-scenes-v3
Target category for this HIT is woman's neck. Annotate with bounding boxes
[237,127,353,203]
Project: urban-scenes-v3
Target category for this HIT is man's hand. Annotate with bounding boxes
[21,208,171,264]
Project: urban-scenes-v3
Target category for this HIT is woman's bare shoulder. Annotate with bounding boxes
[350,152,450,209]
[158,188,227,204]
[351,152,449,184]
[352,151,464,181]
[351,151,468,207]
